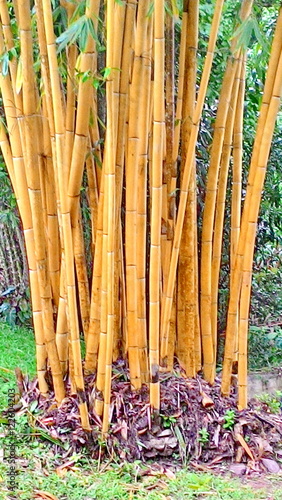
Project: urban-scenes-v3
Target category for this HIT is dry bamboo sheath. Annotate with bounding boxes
[0,0,280,431]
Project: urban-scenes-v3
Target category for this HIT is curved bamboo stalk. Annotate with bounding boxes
[200,0,253,384]
[236,50,282,408]
[221,7,282,396]
[0,0,23,114]
[200,54,242,383]
[0,31,48,397]
[230,60,245,362]
[211,57,243,363]
[17,0,65,402]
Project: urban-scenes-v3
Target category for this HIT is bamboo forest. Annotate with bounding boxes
[0,0,282,462]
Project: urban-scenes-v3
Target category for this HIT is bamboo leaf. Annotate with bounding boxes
[79,22,88,52]
[1,53,9,77]
[252,16,269,51]
[232,17,254,52]
[146,1,154,18]
[32,427,66,448]
[232,14,269,53]
[86,17,100,45]
[56,16,87,52]
[70,0,87,23]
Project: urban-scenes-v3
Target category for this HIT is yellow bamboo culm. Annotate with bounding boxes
[160,0,225,366]
[17,0,65,402]
[41,0,90,429]
[100,0,117,434]
[177,0,199,378]
[211,58,243,357]
[149,0,165,411]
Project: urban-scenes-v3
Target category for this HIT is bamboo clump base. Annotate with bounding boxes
[0,0,281,433]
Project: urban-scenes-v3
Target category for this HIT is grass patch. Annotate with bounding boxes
[1,445,282,500]
[0,321,36,411]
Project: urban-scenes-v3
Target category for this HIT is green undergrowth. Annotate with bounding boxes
[0,321,36,411]
[0,448,282,500]
[248,325,282,370]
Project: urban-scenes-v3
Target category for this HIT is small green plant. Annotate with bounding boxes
[160,414,177,428]
[198,427,209,444]
[258,391,282,414]
[223,409,236,430]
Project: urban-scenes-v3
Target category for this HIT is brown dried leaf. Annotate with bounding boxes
[212,425,220,447]
[201,392,214,408]
[34,490,60,500]
[229,463,247,476]
[261,458,280,474]
[234,433,255,461]
[164,468,176,480]
[56,459,76,477]
[120,420,128,441]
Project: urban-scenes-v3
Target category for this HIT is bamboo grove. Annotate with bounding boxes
[0,0,281,433]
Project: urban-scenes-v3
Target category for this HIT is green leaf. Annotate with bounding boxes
[79,22,88,52]
[86,17,100,45]
[56,16,87,52]
[29,400,38,413]
[32,427,66,447]
[102,67,111,78]
[146,1,154,18]
[16,57,23,94]
[1,53,9,77]
[70,0,87,23]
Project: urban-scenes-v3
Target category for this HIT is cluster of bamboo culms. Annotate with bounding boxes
[1,0,281,432]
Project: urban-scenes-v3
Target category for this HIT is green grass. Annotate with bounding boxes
[0,450,282,500]
[0,321,36,410]
[1,445,282,500]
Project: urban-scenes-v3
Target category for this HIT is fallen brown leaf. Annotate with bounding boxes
[34,490,60,500]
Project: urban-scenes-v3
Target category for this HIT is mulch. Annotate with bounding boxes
[5,360,282,477]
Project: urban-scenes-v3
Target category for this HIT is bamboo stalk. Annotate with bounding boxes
[231,60,245,363]
[137,15,153,383]
[149,0,165,411]
[85,171,104,374]
[41,0,90,428]
[73,208,90,340]
[0,0,23,114]
[221,7,282,396]
[236,50,282,407]
[177,0,198,378]
[18,0,65,402]
[126,0,151,390]
[68,0,100,224]
[0,31,48,397]
[160,0,225,367]
[211,59,243,362]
